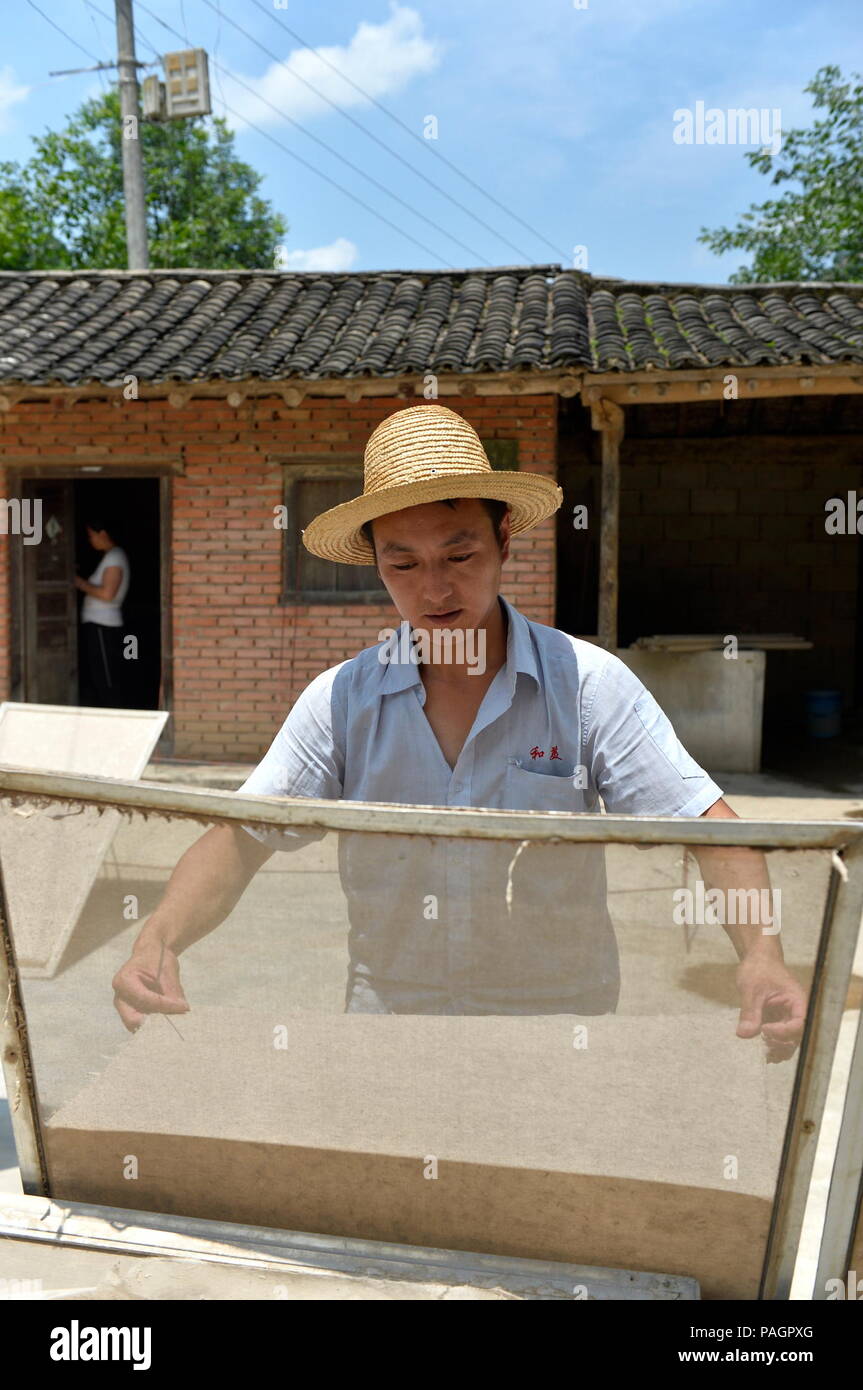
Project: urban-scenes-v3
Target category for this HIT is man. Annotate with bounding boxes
[113,404,806,1059]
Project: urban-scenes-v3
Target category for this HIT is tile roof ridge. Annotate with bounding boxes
[0,263,564,282]
[0,267,859,296]
[566,271,863,295]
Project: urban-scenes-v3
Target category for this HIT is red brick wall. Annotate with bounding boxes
[0,392,558,760]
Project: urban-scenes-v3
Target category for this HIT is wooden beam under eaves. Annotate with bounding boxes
[0,372,582,407]
[589,398,625,652]
[582,365,863,406]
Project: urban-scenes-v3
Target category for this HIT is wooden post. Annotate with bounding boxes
[590,398,625,650]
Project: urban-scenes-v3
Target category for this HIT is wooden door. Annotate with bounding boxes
[21,479,78,704]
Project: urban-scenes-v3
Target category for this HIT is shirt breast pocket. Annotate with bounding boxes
[504,757,579,813]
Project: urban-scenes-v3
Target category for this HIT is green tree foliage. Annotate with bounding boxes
[0,89,287,270]
[698,65,863,283]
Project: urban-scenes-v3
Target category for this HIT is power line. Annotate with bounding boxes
[205,0,229,120]
[26,0,102,65]
[250,0,572,264]
[80,0,110,91]
[127,0,481,268]
[172,0,195,270]
[135,0,489,266]
[28,0,558,270]
[200,0,531,264]
[86,0,461,268]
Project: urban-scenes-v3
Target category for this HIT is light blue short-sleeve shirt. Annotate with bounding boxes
[238,595,724,1015]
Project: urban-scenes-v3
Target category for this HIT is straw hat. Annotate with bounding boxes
[301,404,564,564]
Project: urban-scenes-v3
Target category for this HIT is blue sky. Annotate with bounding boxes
[2,0,861,281]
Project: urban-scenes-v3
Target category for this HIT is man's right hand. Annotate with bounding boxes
[112,941,190,1033]
[109,823,274,1033]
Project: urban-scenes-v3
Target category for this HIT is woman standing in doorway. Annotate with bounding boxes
[74,516,131,708]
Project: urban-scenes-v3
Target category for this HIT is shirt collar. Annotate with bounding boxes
[378,594,540,696]
[500,594,541,694]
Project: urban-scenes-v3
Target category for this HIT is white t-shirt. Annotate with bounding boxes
[81,546,130,627]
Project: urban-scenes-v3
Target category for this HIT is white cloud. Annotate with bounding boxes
[275,237,359,272]
[218,4,442,131]
[0,66,30,133]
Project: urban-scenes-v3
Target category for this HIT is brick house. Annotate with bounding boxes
[1,265,861,766]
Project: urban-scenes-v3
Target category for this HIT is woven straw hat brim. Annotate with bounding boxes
[301,471,563,565]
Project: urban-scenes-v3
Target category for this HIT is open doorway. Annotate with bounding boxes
[13,474,164,714]
[73,479,162,710]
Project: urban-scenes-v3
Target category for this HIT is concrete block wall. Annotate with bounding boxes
[619,434,863,725]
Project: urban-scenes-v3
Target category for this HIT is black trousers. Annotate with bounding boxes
[79,622,128,708]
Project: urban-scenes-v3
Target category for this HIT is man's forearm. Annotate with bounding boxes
[131,824,267,957]
[694,800,783,961]
[693,841,783,961]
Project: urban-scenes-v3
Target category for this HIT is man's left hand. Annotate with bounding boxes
[735,955,807,1064]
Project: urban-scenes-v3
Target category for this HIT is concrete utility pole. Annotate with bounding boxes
[114,0,149,269]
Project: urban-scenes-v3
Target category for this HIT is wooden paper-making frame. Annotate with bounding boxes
[1,767,861,1301]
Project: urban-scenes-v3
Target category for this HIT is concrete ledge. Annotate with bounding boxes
[618,649,766,773]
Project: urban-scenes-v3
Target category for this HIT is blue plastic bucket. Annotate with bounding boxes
[804,689,842,739]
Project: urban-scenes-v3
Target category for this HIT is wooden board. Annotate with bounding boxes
[631,634,813,652]
[0,704,168,976]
